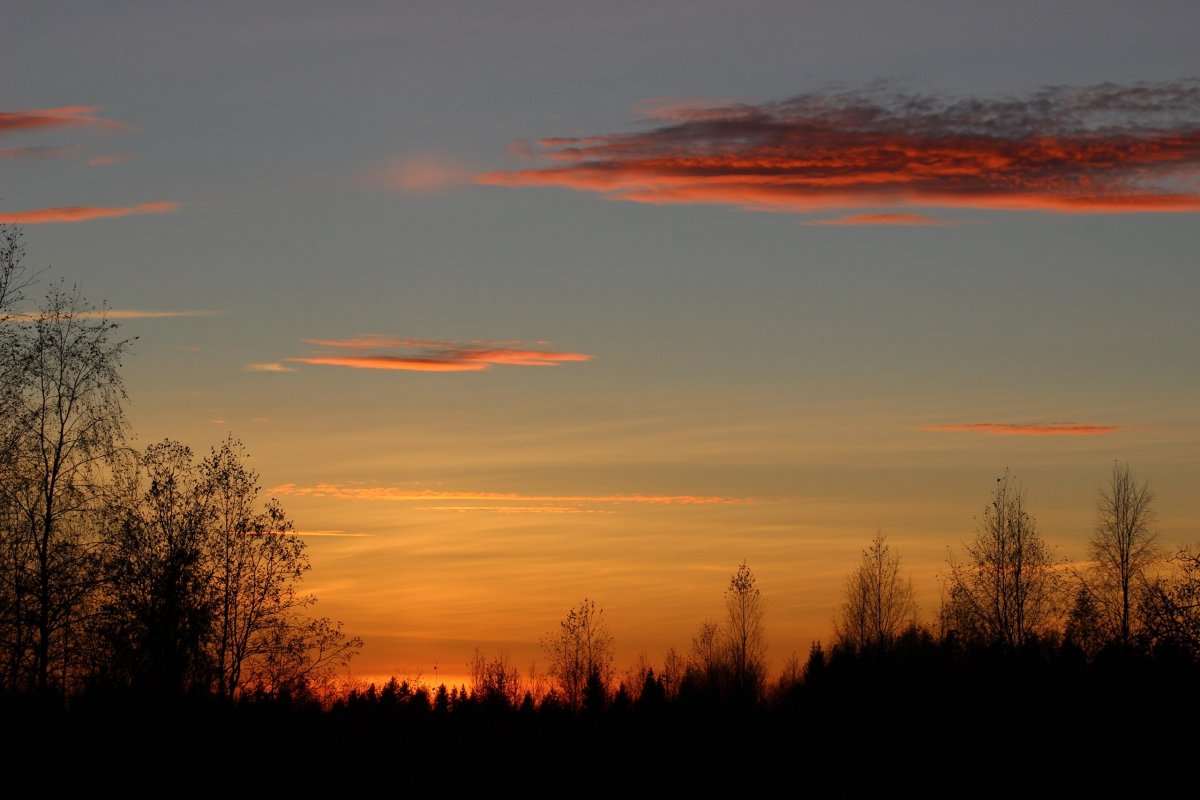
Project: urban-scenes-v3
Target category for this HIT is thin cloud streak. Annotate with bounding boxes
[0,106,124,133]
[245,362,297,373]
[479,82,1200,215]
[921,422,1124,436]
[289,337,593,373]
[5,308,219,323]
[4,202,180,224]
[0,146,78,160]
[88,154,132,166]
[270,483,745,506]
[804,212,958,226]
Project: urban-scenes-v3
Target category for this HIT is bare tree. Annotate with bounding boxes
[724,561,766,698]
[834,530,917,652]
[0,281,132,699]
[99,436,361,699]
[942,470,1067,648]
[468,647,522,707]
[1088,462,1159,647]
[1141,545,1200,659]
[540,597,614,711]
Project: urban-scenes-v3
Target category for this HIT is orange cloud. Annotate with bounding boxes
[368,153,472,193]
[0,106,123,134]
[804,212,957,226]
[5,202,179,224]
[479,83,1200,215]
[270,483,743,506]
[245,362,297,373]
[921,422,1123,436]
[289,337,593,373]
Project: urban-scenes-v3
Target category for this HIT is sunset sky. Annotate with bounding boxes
[5,2,1199,686]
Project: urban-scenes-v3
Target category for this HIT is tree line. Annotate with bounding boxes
[0,225,360,704]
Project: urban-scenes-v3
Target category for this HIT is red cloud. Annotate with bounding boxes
[5,202,179,224]
[479,83,1200,215]
[288,338,593,373]
[922,422,1123,436]
[0,106,123,134]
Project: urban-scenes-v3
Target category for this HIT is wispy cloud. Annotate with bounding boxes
[245,362,297,373]
[288,336,593,373]
[804,212,958,226]
[4,202,179,224]
[270,483,744,506]
[921,422,1124,436]
[415,506,613,515]
[479,82,1200,216]
[295,530,375,537]
[0,146,78,160]
[0,106,124,134]
[368,153,473,193]
[5,308,218,323]
[87,154,132,166]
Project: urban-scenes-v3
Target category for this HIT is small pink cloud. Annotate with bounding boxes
[369,153,472,194]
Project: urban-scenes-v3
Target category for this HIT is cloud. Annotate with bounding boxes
[479,82,1200,215]
[921,422,1124,436]
[5,308,218,323]
[804,212,958,226]
[368,153,472,193]
[270,483,744,506]
[295,530,374,537]
[245,362,297,373]
[0,146,77,160]
[0,106,124,134]
[87,154,132,166]
[288,337,593,373]
[4,202,179,224]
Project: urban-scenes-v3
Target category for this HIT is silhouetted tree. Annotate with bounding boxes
[469,647,521,707]
[685,618,728,694]
[1087,463,1159,647]
[725,561,766,699]
[834,530,917,652]
[942,470,1067,648]
[99,440,216,694]
[540,598,614,711]
[1140,545,1200,660]
[98,437,360,699]
[0,278,132,699]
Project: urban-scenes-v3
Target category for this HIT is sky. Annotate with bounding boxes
[4,1,1199,686]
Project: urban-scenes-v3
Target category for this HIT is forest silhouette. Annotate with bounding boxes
[2,223,1198,789]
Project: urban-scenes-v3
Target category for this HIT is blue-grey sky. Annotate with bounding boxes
[5,1,1199,682]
